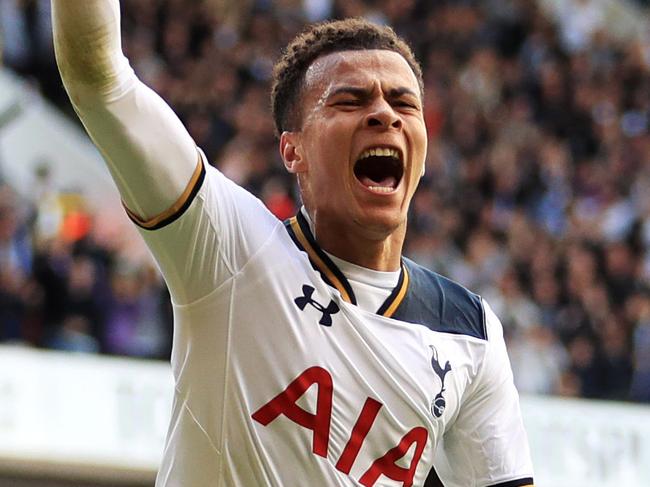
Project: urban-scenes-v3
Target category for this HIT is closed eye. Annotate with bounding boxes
[335,99,361,107]
[393,100,419,109]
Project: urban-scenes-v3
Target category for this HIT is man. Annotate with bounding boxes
[52,1,534,485]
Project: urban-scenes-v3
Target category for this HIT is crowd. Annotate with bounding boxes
[1,0,650,402]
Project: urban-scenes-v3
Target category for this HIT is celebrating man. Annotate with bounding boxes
[52,1,534,485]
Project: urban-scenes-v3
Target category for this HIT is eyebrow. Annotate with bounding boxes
[327,86,372,100]
[387,87,419,99]
[327,86,419,100]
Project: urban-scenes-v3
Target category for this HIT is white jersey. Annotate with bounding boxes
[130,156,534,487]
[52,2,532,483]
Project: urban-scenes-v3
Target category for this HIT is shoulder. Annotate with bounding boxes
[393,258,487,340]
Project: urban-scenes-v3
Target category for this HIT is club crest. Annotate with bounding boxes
[429,345,452,418]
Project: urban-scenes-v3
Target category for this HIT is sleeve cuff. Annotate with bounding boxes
[124,150,206,231]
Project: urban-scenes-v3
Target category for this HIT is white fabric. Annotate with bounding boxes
[71,101,535,486]
[138,166,533,487]
[327,252,399,313]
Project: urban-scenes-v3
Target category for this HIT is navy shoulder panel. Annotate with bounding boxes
[392,258,487,340]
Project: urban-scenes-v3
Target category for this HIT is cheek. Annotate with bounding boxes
[318,133,351,176]
[305,143,342,188]
[413,124,428,167]
[415,119,428,148]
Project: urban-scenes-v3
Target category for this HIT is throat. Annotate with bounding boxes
[300,207,405,271]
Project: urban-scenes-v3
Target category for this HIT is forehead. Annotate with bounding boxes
[303,49,420,98]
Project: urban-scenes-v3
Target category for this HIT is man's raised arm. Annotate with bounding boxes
[52,0,198,221]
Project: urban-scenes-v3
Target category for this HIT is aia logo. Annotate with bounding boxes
[429,345,452,418]
[252,366,428,487]
[294,284,340,326]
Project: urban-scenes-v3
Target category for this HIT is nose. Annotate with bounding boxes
[365,98,402,130]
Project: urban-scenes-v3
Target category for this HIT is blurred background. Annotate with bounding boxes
[1,0,650,486]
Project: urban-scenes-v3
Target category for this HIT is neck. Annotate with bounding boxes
[304,209,405,272]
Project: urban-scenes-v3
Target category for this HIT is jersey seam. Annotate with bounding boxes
[171,220,285,309]
[472,299,493,394]
[201,157,235,282]
[148,190,233,308]
[230,220,286,277]
[216,279,236,459]
[175,384,223,457]
[466,340,513,482]
[345,301,491,343]
[465,322,492,405]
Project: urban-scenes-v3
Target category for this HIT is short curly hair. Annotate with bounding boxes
[271,18,424,135]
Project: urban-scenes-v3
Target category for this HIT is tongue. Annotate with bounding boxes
[360,175,397,189]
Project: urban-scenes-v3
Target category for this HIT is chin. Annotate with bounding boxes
[353,207,405,239]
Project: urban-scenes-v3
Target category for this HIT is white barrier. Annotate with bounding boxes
[0,345,171,483]
[523,395,650,486]
[1,344,650,485]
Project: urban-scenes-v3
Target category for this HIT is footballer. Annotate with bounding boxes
[52,1,535,485]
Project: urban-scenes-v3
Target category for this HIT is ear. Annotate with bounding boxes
[280,131,308,174]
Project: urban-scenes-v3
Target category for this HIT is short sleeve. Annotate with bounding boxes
[132,152,282,306]
[433,300,534,487]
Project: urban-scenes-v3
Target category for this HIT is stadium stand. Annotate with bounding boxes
[2,0,650,404]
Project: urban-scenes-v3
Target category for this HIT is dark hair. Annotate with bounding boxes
[271,18,424,135]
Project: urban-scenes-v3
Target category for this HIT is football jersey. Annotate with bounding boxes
[129,155,534,487]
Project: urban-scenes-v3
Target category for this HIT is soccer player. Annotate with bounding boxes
[52,1,535,486]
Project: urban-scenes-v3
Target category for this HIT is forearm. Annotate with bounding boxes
[51,0,197,219]
[52,0,128,101]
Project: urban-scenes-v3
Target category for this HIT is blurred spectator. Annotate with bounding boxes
[629,291,650,401]
[555,0,604,53]
[103,262,166,357]
[508,324,568,395]
[0,186,32,341]
[47,314,100,353]
[0,0,60,100]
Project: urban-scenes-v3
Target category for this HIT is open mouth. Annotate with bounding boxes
[353,147,404,193]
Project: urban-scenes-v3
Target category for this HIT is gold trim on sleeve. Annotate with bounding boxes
[124,151,204,230]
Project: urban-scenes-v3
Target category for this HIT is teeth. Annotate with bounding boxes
[367,186,394,193]
[358,147,400,160]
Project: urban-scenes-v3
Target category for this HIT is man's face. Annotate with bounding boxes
[281,49,427,240]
